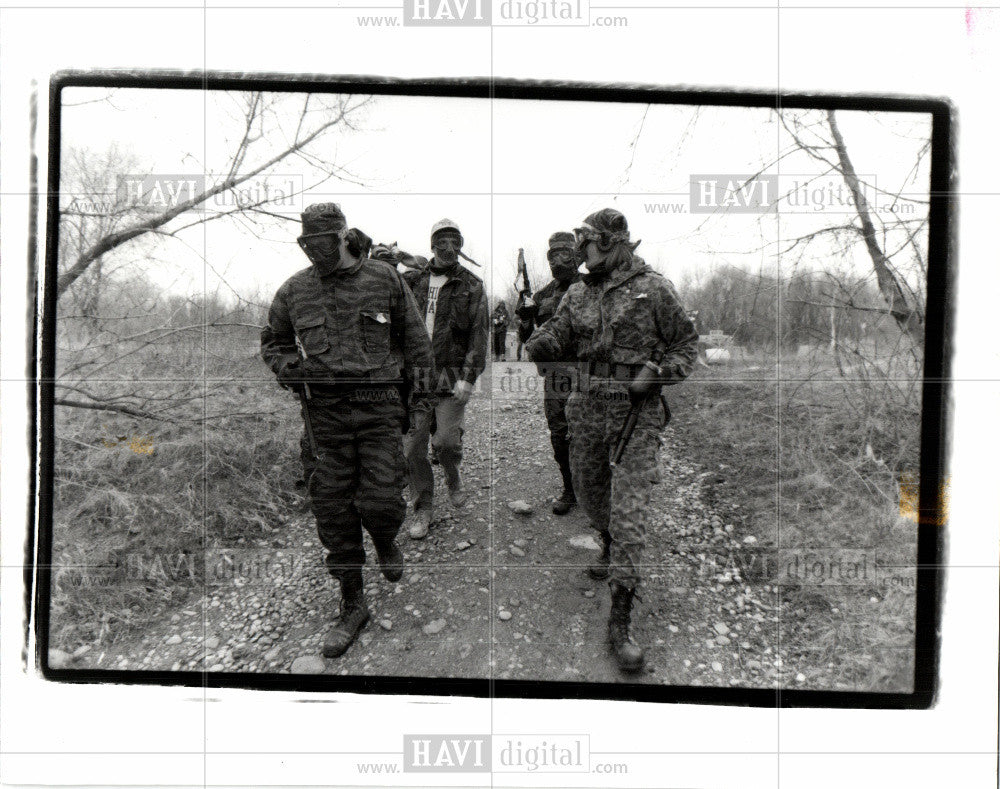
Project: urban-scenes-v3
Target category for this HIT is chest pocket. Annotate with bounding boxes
[360,307,392,360]
[449,287,471,333]
[611,294,653,349]
[292,311,330,357]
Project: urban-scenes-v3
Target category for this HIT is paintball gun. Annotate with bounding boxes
[292,334,321,468]
[515,247,532,298]
[610,348,671,467]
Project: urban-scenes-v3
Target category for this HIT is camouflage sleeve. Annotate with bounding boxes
[393,273,435,399]
[260,283,298,375]
[653,279,699,383]
[461,284,489,385]
[524,291,572,362]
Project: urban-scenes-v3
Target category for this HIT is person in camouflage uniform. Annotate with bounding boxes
[516,231,582,514]
[525,208,698,674]
[261,203,434,660]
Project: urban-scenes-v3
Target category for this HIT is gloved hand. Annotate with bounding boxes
[277,359,307,392]
[515,295,536,319]
[452,379,474,405]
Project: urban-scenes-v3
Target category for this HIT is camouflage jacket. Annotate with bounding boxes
[261,257,434,395]
[524,257,698,382]
[403,263,489,393]
[515,274,580,343]
[516,274,580,377]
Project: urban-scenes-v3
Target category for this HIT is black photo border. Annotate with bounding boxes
[33,70,954,710]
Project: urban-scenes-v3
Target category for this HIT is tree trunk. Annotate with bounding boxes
[825,111,924,349]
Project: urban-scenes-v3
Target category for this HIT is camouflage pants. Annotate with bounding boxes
[543,369,576,485]
[299,391,407,574]
[565,380,665,590]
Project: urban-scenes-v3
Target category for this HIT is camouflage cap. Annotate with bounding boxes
[548,231,575,251]
[579,208,630,242]
[301,203,347,237]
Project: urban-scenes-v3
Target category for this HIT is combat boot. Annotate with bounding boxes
[608,581,645,674]
[372,537,404,582]
[587,530,612,579]
[552,445,576,515]
[323,569,370,658]
[552,488,576,515]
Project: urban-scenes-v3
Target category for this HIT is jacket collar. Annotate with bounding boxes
[583,257,649,291]
[313,255,365,281]
[424,261,466,284]
[553,272,582,290]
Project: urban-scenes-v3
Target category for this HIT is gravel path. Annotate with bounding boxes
[64,362,838,688]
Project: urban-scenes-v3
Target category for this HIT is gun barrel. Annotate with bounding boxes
[610,408,641,466]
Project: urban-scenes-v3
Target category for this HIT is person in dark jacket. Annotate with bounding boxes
[261,203,434,659]
[492,302,511,361]
[402,218,489,538]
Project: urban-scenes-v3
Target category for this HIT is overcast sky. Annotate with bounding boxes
[60,87,932,305]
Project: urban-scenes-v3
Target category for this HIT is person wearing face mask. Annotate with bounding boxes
[401,219,489,539]
[515,232,583,515]
[524,208,698,675]
[261,203,434,660]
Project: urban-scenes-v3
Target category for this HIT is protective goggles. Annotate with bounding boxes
[430,233,463,251]
[573,227,603,250]
[297,230,345,252]
[547,246,576,261]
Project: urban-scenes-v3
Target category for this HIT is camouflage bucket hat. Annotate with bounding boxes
[574,208,634,254]
[547,231,575,252]
[300,202,348,238]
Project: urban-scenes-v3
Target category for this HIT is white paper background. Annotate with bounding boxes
[1,3,998,788]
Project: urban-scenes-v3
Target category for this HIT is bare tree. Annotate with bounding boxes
[774,109,928,358]
[55,91,373,422]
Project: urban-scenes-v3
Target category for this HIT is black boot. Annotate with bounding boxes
[552,488,576,515]
[608,581,645,674]
[551,441,576,515]
[372,537,404,582]
[323,569,370,658]
[587,530,611,579]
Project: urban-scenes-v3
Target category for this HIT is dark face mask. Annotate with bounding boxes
[548,250,579,282]
[299,233,343,273]
[430,235,461,272]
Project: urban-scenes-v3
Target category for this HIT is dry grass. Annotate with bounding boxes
[51,332,923,690]
[50,336,303,648]
[670,346,921,691]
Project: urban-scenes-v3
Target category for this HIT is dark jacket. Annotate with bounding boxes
[515,274,579,341]
[492,303,511,331]
[516,273,580,376]
[261,257,434,396]
[403,263,489,394]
